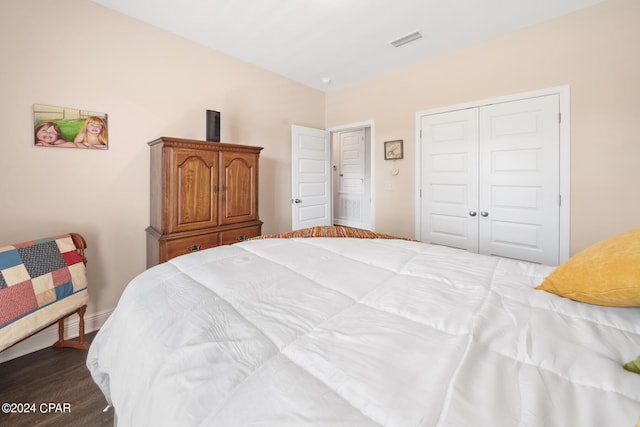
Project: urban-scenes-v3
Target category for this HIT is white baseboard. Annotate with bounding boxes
[0,308,113,363]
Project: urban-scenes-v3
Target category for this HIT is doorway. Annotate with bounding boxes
[291,121,375,231]
[332,128,372,229]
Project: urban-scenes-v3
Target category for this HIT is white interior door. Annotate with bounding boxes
[333,129,370,229]
[419,94,562,265]
[420,108,479,251]
[291,125,332,230]
[479,95,560,265]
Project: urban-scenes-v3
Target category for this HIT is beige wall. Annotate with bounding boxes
[0,0,324,331]
[327,0,640,252]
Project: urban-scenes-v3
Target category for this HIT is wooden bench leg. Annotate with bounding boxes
[52,305,90,350]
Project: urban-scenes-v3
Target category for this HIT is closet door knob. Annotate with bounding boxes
[469,211,477,217]
[480,211,489,217]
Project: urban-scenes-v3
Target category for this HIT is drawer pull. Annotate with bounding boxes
[236,235,247,242]
[187,244,201,252]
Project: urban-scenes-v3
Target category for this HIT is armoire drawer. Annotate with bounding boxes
[219,225,261,246]
[164,232,219,260]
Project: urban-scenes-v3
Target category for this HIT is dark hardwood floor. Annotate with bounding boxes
[0,332,114,427]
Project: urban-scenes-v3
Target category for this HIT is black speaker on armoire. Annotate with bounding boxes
[206,110,220,142]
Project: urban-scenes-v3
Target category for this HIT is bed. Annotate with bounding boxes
[87,226,640,426]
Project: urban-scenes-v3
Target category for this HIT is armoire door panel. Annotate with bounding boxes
[220,151,258,225]
[171,148,218,233]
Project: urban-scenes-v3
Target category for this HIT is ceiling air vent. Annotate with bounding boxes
[389,31,423,48]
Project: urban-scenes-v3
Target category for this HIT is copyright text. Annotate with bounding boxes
[2,402,71,414]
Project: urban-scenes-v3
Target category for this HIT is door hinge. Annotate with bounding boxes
[559,194,562,206]
[558,112,562,123]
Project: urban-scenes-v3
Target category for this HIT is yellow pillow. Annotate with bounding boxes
[536,227,640,306]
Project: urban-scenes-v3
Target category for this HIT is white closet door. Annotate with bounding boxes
[478,95,560,265]
[420,108,479,252]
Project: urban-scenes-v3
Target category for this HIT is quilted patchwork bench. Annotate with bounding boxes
[0,233,89,352]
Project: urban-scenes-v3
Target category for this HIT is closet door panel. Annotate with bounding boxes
[478,95,560,265]
[420,108,479,252]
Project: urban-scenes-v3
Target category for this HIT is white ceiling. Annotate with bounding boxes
[91,0,604,92]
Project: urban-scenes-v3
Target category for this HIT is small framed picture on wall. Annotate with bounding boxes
[34,104,109,149]
[384,139,403,160]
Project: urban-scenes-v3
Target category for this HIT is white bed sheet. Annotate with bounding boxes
[87,238,640,426]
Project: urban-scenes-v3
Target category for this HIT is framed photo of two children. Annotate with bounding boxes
[34,104,108,150]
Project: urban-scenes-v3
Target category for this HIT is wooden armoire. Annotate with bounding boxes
[146,137,263,267]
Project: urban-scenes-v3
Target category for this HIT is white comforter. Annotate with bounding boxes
[87,238,640,426]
